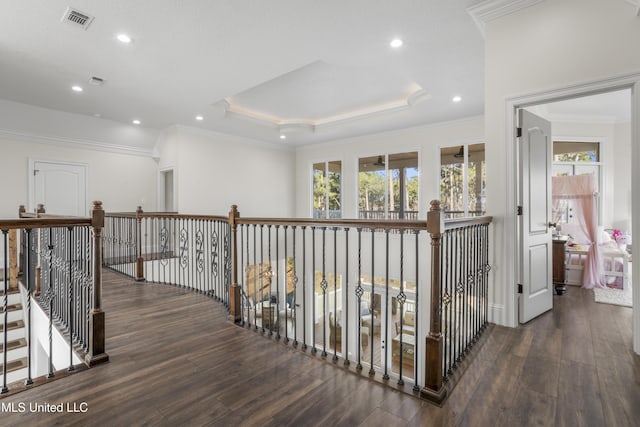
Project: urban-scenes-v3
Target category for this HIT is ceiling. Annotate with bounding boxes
[0,0,485,146]
[1,1,630,148]
[526,90,632,124]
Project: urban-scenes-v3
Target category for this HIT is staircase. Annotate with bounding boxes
[0,288,28,386]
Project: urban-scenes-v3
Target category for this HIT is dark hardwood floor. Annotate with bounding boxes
[1,272,638,426]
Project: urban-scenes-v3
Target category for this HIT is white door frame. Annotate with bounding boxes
[157,166,177,212]
[504,72,640,354]
[28,158,89,215]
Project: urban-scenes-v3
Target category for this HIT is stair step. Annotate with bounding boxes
[0,338,27,353]
[0,288,20,296]
[0,303,22,314]
[0,357,27,374]
[0,320,24,333]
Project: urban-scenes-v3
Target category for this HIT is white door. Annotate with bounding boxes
[31,160,87,216]
[518,110,553,323]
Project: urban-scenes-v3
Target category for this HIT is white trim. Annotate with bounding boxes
[223,88,430,130]
[467,0,545,35]
[487,303,505,325]
[297,115,484,151]
[632,80,640,354]
[0,128,154,157]
[504,73,639,356]
[158,166,178,212]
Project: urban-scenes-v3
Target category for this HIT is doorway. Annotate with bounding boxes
[159,168,176,212]
[506,75,639,353]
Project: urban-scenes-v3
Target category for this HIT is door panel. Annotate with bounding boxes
[33,161,87,216]
[518,110,553,323]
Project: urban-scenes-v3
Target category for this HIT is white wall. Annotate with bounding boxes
[484,0,640,327]
[613,122,632,232]
[295,116,485,218]
[0,102,159,218]
[156,126,296,217]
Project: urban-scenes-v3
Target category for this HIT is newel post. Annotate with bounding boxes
[421,200,447,404]
[86,201,109,366]
[228,205,242,323]
[135,206,145,281]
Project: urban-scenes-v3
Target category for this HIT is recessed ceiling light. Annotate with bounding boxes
[71,85,83,92]
[390,38,403,48]
[280,135,286,140]
[132,119,141,125]
[452,95,462,103]
[195,115,204,121]
[117,33,132,44]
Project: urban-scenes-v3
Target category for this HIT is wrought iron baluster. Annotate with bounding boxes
[260,224,265,333]
[2,230,9,393]
[343,228,350,367]
[67,227,75,372]
[311,227,316,355]
[25,228,34,385]
[266,225,272,335]
[301,226,307,351]
[47,228,54,378]
[413,230,420,391]
[284,225,289,344]
[253,225,258,330]
[355,228,363,371]
[292,226,298,347]
[332,227,338,362]
[369,228,374,375]
[383,229,390,380]
[397,230,405,386]
[275,225,281,340]
[320,227,327,358]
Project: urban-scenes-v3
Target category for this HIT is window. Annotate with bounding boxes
[552,141,601,224]
[313,161,342,218]
[358,152,419,220]
[440,143,486,219]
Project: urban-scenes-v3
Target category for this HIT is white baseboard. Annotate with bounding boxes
[487,303,507,326]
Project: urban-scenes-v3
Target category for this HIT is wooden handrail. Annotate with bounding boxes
[444,215,493,230]
[0,217,92,229]
[236,217,428,230]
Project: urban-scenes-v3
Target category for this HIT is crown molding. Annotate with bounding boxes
[297,114,484,151]
[625,0,640,16]
[467,0,545,35]
[0,128,154,157]
[221,87,431,135]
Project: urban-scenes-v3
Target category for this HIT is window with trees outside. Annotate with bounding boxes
[440,143,486,219]
[358,152,419,220]
[313,161,342,219]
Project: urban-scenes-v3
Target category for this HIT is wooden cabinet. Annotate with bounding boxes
[552,238,567,295]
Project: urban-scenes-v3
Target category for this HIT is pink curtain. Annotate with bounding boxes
[552,175,605,289]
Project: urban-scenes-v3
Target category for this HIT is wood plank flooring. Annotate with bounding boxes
[0,272,638,426]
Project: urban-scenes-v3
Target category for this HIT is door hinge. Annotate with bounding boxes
[516,127,522,138]
[517,284,523,294]
[33,169,39,176]
[517,205,523,215]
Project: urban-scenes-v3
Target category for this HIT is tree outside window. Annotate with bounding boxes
[313,161,341,218]
[440,143,486,219]
[358,152,418,220]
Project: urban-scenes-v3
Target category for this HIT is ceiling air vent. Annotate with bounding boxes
[61,7,94,30]
[88,76,105,86]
